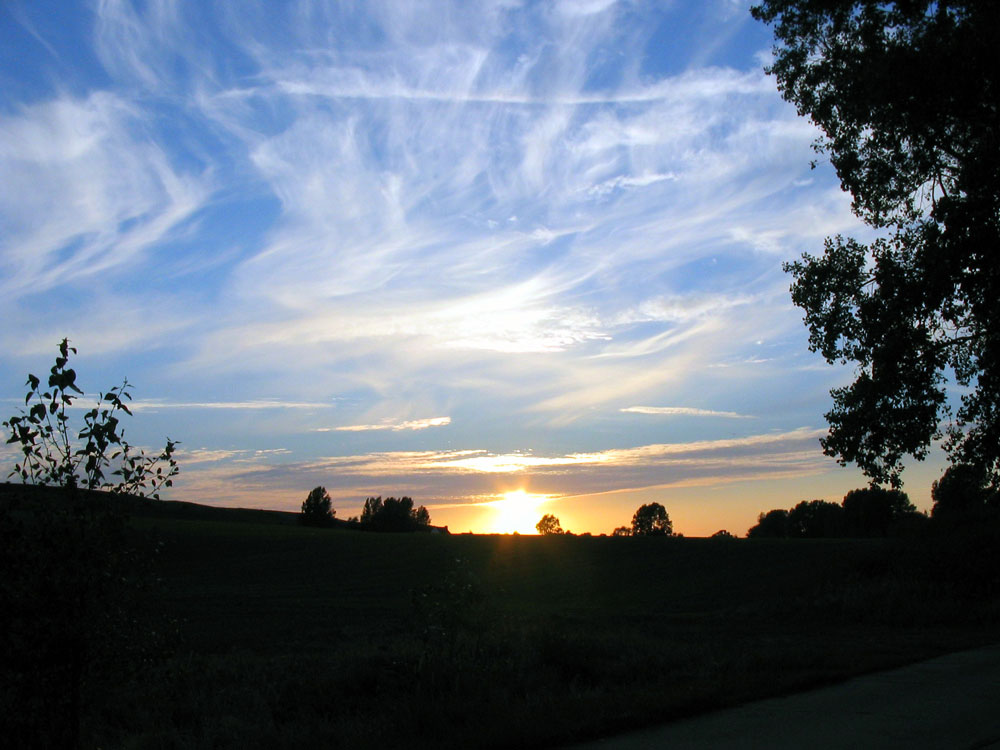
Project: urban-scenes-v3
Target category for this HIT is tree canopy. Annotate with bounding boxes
[535,514,564,535]
[931,463,1000,521]
[747,509,789,539]
[630,502,673,537]
[841,486,916,537]
[300,486,335,527]
[752,1,1000,487]
[360,496,431,532]
[787,499,845,539]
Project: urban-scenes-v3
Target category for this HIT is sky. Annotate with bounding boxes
[0,0,949,536]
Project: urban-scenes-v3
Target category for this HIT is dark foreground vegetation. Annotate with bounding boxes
[3,484,998,749]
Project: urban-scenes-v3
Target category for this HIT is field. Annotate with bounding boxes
[4,488,999,748]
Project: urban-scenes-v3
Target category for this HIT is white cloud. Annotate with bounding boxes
[300,427,826,476]
[557,0,618,16]
[328,417,451,432]
[588,172,678,196]
[131,399,336,411]
[621,406,754,418]
[0,92,209,297]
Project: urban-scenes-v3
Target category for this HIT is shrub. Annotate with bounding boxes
[1,340,179,746]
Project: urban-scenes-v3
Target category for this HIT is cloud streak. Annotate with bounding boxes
[325,417,451,432]
[131,399,337,411]
[621,406,754,418]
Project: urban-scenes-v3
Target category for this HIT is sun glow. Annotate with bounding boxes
[488,490,549,534]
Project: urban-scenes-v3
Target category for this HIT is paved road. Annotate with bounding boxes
[571,644,1000,749]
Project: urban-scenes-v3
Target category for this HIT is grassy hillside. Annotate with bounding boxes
[3,484,998,748]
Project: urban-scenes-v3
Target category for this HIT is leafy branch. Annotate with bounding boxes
[3,339,178,498]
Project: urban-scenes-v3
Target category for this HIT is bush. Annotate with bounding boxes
[1,340,179,746]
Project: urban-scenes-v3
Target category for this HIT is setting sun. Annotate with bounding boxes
[488,490,549,534]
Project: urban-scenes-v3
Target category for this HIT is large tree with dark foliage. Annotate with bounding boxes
[747,508,790,538]
[630,502,673,536]
[300,486,335,527]
[535,514,564,535]
[841,486,917,537]
[787,499,845,538]
[752,1,1000,488]
[931,463,1000,521]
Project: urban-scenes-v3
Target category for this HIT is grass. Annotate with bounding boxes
[3,485,999,748]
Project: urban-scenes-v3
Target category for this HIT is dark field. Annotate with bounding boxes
[5,490,1000,748]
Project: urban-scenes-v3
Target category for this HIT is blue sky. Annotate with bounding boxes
[0,0,947,534]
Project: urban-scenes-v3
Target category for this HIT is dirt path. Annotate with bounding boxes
[570,643,1000,749]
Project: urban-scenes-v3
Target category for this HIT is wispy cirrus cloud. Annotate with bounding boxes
[0,92,209,297]
[323,416,451,432]
[131,399,336,411]
[174,447,294,466]
[1,1,890,532]
[296,427,826,476]
[621,406,754,418]
[169,426,837,519]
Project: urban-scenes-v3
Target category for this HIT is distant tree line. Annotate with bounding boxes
[748,465,1000,539]
[300,487,435,532]
[359,495,432,532]
[747,486,920,539]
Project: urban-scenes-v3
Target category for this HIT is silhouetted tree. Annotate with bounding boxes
[360,496,431,532]
[711,529,735,539]
[300,486,335,527]
[611,526,631,537]
[1,340,179,747]
[3,338,178,495]
[753,1,1000,488]
[931,463,1000,522]
[536,514,564,535]
[787,499,845,538]
[631,502,672,536]
[841,486,917,537]
[746,509,789,538]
